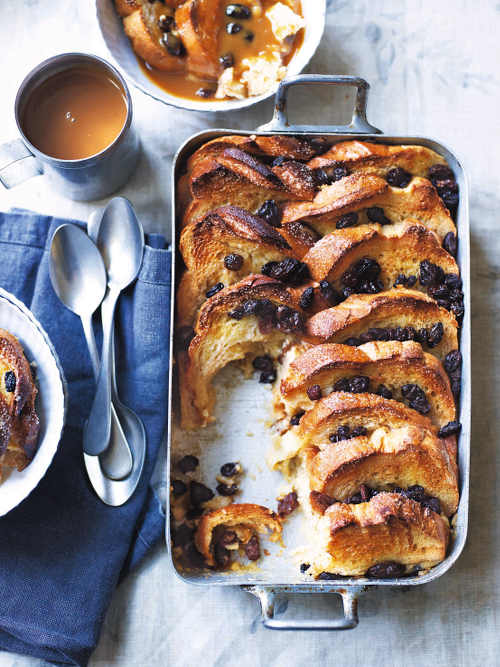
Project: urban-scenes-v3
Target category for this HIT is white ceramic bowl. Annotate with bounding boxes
[95,0,326,111]
[0,289,66,516]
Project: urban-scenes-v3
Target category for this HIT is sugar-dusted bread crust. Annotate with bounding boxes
[305,288,458,360]
[313,492,449,576]
[195,503,282,567]
[123,5,186,71]
[175,0,223,79]
[281,174,455,254]
[303,220,459,289]
[305,424,458,515]
[177,206,294,326]
[0,329,39,470]
[179,275,304,429]
[275,340,456,430]
[308,141,447,180]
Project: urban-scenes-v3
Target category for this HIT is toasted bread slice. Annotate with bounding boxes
[178,206,294,326]
[195,503,282,567]
[303,220,459,303]
[281,174,456,255]
[304,424,458,516]
[308,141,447,181]
[123,5,186,71]
[307,492,449,577]
[274,341,456,430]
[305,288,458,360]
[179,275,305,429]
[175,0,223,79]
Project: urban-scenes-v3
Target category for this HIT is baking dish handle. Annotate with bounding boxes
[245,585,363,630]
[259,74,382,135]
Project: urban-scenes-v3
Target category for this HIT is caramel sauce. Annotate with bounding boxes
[139,0,304,101]
[22,66,127,160]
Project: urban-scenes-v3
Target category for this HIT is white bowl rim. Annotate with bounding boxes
[95,0,327,112]
[0,288,67,516]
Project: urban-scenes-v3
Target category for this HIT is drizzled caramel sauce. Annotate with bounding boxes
[138,0,304,102]
[22,65,127,160]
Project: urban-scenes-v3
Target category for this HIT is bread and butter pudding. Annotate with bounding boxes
[0,329,40,477]
[115,0,305,101]
[172,138,462,579]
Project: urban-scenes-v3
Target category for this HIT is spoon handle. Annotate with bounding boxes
[83,286,119,456]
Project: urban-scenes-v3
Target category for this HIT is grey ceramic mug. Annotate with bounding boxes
[0,52,140,201]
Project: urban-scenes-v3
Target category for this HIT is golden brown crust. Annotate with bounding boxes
[319,492,449,576]
[281,174,455,248]
[305,288,458,360]
[123,7,186,71]
[303,220,458,287]
[277,340,456,429]
[175,0,223,80]
[308,141,446,179]
[177,206,293,326]
[195,503,282,567]
[114,0,140,17]
[306,425,458,515]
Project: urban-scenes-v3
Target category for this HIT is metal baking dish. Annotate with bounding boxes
[167,75,470,630]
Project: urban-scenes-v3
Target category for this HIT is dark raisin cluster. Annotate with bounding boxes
[224,253,243,271]
[336,212,358,229]
[333,376,370,394]
[313,163,349,187]
[438,420,462,439]
[277,491,299,517]
[428,164,459,214]
[319,280,342,306]
[346,483,441,514]
[4,371,16,393]
[261,258,310,285]
[386,167,412,188]
[341,257,383,298]
[256,200,282,227]
[419,260,464,322]
[393,273,417,288]
[343,322,444,348]
[206,282,224,298]
[228,298,304,334]
[290,409,306,426]
[366,206,391,225]
[299,286,315,310]
[365,561,406,579]
[252,355,276,384]
[328,424,367,443]
[401,383,431,414]
[443,349,462,398]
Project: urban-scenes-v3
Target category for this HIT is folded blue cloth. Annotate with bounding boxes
[0,209,171,666]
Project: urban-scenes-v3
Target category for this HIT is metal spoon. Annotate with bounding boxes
[49,224,133,480]
[83,198,144,457]
[87,208,146,496]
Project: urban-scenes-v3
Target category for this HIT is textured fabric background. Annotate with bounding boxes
[0,0,498,665]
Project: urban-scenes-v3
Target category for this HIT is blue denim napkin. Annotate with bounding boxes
[0,209,171,666]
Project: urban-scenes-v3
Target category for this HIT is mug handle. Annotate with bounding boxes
[0,138,43,188]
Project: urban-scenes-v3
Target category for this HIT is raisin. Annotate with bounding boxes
[158,14,174,31]
[428,164,454,184]
[252,355,274,372]
[189,481,214,505]
[228,307,244,320]
[300,563,310,573]
[206,282,224,298]
[444,350,462,374]
[427,322,444,348]
[224,253,243,270]
[4,371,16,393]
[245,535,260,560]
[171,479,187,497]
[438,421,462,438]
[386,167,411,188]
[332,165,349,181]
[333,377,350,392]
[278,491,299,517]
[422,497,441,514]
[310,490,336,512]
[178,455,199,473]
[336,212,358,229]
[317,572,336,580]
[225,3,251,19]
[376,384,393,400]
[439,182,459,209]
[365,561,405,578]
[351,425,368,437]
[336,424,350,440]
[220,462,240,477]
[216,482,239,496]
[219,53,234,69]
[344,337,362,346]
[415,327,429,345]
[401,384,430,415]
[349,376,370,393]
[259,370,276,384]
[366,206,390,225]
[419,260,444,286]
[244,30,254,41]
[272,156,291,167]
[162,32,185,56]
[319,280,341,306]
[307,384,322,401]
[261,258,309,285]
[299,286,314,310]
[290,410,305,426]
[442,232,458,257]
[313,168,330,186]
[256,200,282,227]
[226,22,243,34]
[172,524,194,548]
[394,274,416,288]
